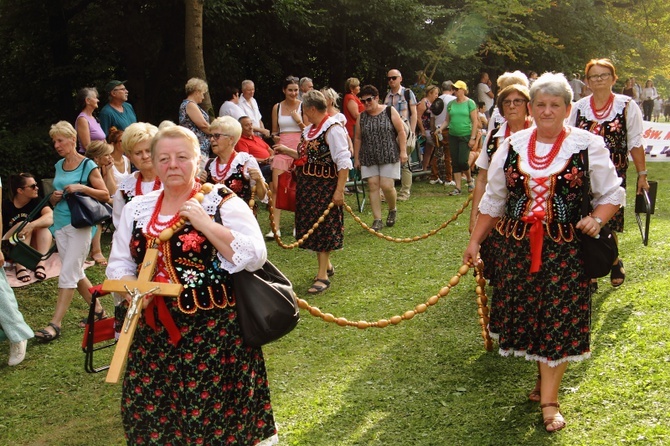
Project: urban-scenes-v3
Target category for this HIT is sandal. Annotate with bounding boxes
[529,375,541,402]
[34,265,47,282]
[610,259,625,287]
[15,267,31,283]
[34,322,61,343]
[307,278,331,295]
[91,251,108,266]
[541,402,566,433]
[327,265,335,277]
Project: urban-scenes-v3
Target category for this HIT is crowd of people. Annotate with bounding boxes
[0,60,653,439]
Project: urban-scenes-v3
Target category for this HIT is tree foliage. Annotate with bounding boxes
[1,0,669,185]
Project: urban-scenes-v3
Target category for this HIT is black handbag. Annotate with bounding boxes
[66,159,112,228]
[232,261,300,347]
[580,149,619,279]
[1,193,57,271]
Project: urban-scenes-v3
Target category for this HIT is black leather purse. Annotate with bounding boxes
[580,149,619,278]
[66,159,112,228]
[233,261,300,347]
[213,199,299,347]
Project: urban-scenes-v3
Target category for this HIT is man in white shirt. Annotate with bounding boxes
[218,86,245,120]
[238,80,270,138]
[568,73,585,101]
[298,77,313,99]
[476,72,494,117]
[384,68,417,201]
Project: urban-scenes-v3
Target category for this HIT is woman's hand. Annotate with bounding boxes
[354,158,361,170]
[18,222,34,239]
[290,110,303,126]
[51,190,64,205]
[178,198,211,233]
[333,189,345,206]
[64,183,86,194]
[198,168,208,183]
[247,167,262,183]
[576,215,601,238]
[399,151,409,165]
[637,175,650,194]
[462,241,481,267]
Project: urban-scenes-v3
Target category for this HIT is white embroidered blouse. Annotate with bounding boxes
[106,184,266,281]
[479,127,626,219]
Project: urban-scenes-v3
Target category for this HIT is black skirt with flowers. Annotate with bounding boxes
[121,217,276,445]
[487,147,592,365]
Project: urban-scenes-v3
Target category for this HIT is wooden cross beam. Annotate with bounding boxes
[101,248,183,383]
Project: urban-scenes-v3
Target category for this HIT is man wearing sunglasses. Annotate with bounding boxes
[384,69,417,201]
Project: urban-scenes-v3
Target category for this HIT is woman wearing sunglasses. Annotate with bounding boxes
[353,85,408,232]
[2,173,53,282]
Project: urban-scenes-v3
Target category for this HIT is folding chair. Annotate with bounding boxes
[346,168,367,212]
[635,180,657,246]
[83,285,117,373]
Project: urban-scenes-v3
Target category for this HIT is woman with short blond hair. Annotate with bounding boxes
[179,77,211,163]
[34,121,110,342]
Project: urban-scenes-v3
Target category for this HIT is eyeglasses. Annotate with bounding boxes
[285,76,299,83]
[587,72,612,82]
[210,133,230,140]
[20,184,39,190]
[502,98,527,107]
[112,87,127,92]
[360,96,375,104]
[387,76,398,81]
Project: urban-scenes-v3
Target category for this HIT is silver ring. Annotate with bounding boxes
[185,205,192,211]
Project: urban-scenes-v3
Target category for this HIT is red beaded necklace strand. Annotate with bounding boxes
[306,115,329,139]
[214,151,237,182]
[135,173,162,196]
[527,128,567,170]
[590,93,615,120]
[145,182,202,238]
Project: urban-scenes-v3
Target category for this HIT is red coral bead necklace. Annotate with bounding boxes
[527,128,567,170]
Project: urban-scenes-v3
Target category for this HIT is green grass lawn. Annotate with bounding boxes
[2,163,669,445]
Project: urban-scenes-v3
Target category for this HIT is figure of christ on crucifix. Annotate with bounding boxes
[102,248,182,383]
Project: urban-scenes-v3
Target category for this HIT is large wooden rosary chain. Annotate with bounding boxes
[261,184,491,350]
[296,262,493,350]
[264,186,473,249]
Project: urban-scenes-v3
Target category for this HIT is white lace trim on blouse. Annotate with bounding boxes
[573,94,630,122]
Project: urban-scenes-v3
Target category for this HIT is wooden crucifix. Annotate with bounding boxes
[101,248,183,384]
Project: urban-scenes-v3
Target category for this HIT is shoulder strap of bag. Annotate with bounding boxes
[581,148,590,218]
[403,88,412,118]
[78,158,91,185]
[386,106,398,136]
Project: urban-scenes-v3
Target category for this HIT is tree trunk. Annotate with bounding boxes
[184,0,212,114]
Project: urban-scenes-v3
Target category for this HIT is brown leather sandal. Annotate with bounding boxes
[541,402,566,433]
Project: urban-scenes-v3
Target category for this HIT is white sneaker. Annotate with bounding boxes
[8,339,27,366]
[265,230,280,239]
[429,179,443,185]
[444,181,456,187]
